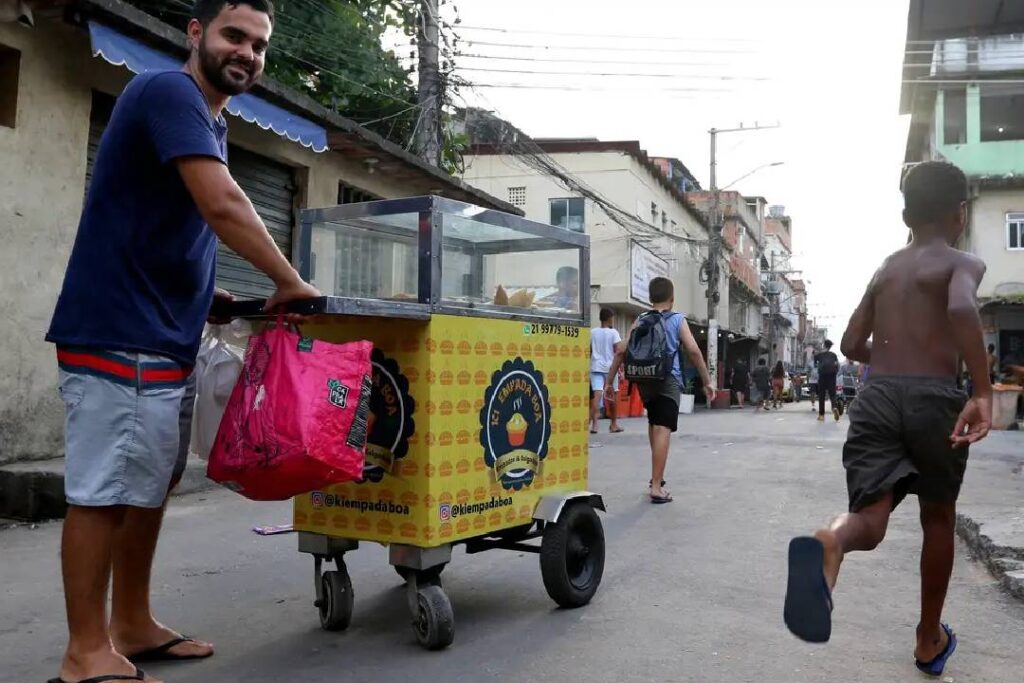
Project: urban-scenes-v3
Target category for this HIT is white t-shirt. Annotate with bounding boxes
[590,327,622,373]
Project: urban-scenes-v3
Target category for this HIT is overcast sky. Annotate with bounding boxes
[438,0,913,346]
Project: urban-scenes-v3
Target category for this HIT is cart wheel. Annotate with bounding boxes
[412,585,454,650]
[395,564,445,586]
[318,568,354,631]
[540,502,605,608]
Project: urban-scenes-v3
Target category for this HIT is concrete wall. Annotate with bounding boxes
[968,189,1024,300]
[461,151,712,323]
[0,21,445,464]
[0,21,97,464]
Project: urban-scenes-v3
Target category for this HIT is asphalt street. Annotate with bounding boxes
[3,403,1023,683]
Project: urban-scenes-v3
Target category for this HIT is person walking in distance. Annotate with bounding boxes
[731,357,750,409]
[815,340,841,421]
[808,362,820,412]
[771,360,786,409]
[987,344,999,384]
[43,2,320,682]
[752,358,771,410]
[783,162,992,678]
[590,307,623,434]
[606,277,716,503]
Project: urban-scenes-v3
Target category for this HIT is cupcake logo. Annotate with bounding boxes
[479,358,551,491]
[360,348,416,484]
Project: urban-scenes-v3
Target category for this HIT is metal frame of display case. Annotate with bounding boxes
[295,196,591,327]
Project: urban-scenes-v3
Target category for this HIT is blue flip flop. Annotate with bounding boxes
[915,623,957,677]
[783,536,834,643]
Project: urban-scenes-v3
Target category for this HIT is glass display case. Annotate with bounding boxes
[297,196,590,324]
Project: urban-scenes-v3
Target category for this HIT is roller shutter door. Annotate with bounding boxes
[218,145,296,299]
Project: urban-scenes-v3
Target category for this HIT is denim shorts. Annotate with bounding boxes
[57,349,196,508]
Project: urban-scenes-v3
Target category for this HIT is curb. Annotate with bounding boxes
[956,513,1024,602]
[0,457,218,521]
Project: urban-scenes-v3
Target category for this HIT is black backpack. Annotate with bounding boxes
[817,351,839,375]
[624,311,680,383]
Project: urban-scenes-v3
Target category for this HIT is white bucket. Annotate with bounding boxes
[679,393,695,414]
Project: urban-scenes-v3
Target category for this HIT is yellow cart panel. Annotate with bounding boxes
[293,314,590,547]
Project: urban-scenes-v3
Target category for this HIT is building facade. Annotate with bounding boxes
[901,30,1024,372]
[686,191,766,374]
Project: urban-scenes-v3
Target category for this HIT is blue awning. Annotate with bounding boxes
[88,21,328,153]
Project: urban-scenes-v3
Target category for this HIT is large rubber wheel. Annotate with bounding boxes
[319,567,354,631]
[395,564,445,586]
[412,584,454,650]
[540,502,605,608]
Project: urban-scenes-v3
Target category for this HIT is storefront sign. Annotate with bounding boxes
[630,241,669,304]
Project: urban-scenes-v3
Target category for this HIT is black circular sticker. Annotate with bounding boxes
[479,358,551,491]
[361,348,415,484]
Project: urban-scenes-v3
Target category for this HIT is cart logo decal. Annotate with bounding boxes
[439,503,452,521]
[480,358,551,491]
[360,349,416,484]
[327,379,349,408]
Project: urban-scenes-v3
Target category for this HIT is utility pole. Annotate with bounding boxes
[415,0,442,166]
[768,251,776,367]
[705,122,779,402]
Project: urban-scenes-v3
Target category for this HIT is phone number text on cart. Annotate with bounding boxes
[523,324,581,338]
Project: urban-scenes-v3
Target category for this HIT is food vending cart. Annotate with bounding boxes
[264,196,605,649]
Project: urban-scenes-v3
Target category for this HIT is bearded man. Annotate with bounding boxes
[45,2,319,681]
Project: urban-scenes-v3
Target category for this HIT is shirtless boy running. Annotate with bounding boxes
[782,161,992,677]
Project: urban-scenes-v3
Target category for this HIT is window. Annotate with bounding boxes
[1008,213,1024,250]
[670,219,678,234]
[661,210,668,231]
[943,87,967,145]
[549,197,584,231]
[650,202,658,225]
[338,182,380,204]
[980,83,1024,142]
[508,186,526,206]
[0,46,20,128]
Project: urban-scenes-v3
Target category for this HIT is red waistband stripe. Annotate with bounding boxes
[57,349,191,388]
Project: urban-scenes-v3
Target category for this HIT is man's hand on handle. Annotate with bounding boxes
[265,273,321,323]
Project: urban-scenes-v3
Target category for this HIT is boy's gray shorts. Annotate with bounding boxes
[57,350,196,508]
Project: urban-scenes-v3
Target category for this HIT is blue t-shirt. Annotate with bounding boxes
[662,311,685,383]
[47,71,228,365]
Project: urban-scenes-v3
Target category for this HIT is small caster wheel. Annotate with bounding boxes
[395,564,445,586]
[540,502,605,608]
[412,584,454,650]
[318,567,354,631]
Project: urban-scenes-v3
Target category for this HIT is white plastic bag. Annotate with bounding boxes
[191,327,244,460]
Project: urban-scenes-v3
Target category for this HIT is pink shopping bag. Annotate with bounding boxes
[207,320,373,500]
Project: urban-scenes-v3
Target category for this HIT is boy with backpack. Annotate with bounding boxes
[783,161,992,677]
[605,277,716,503]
